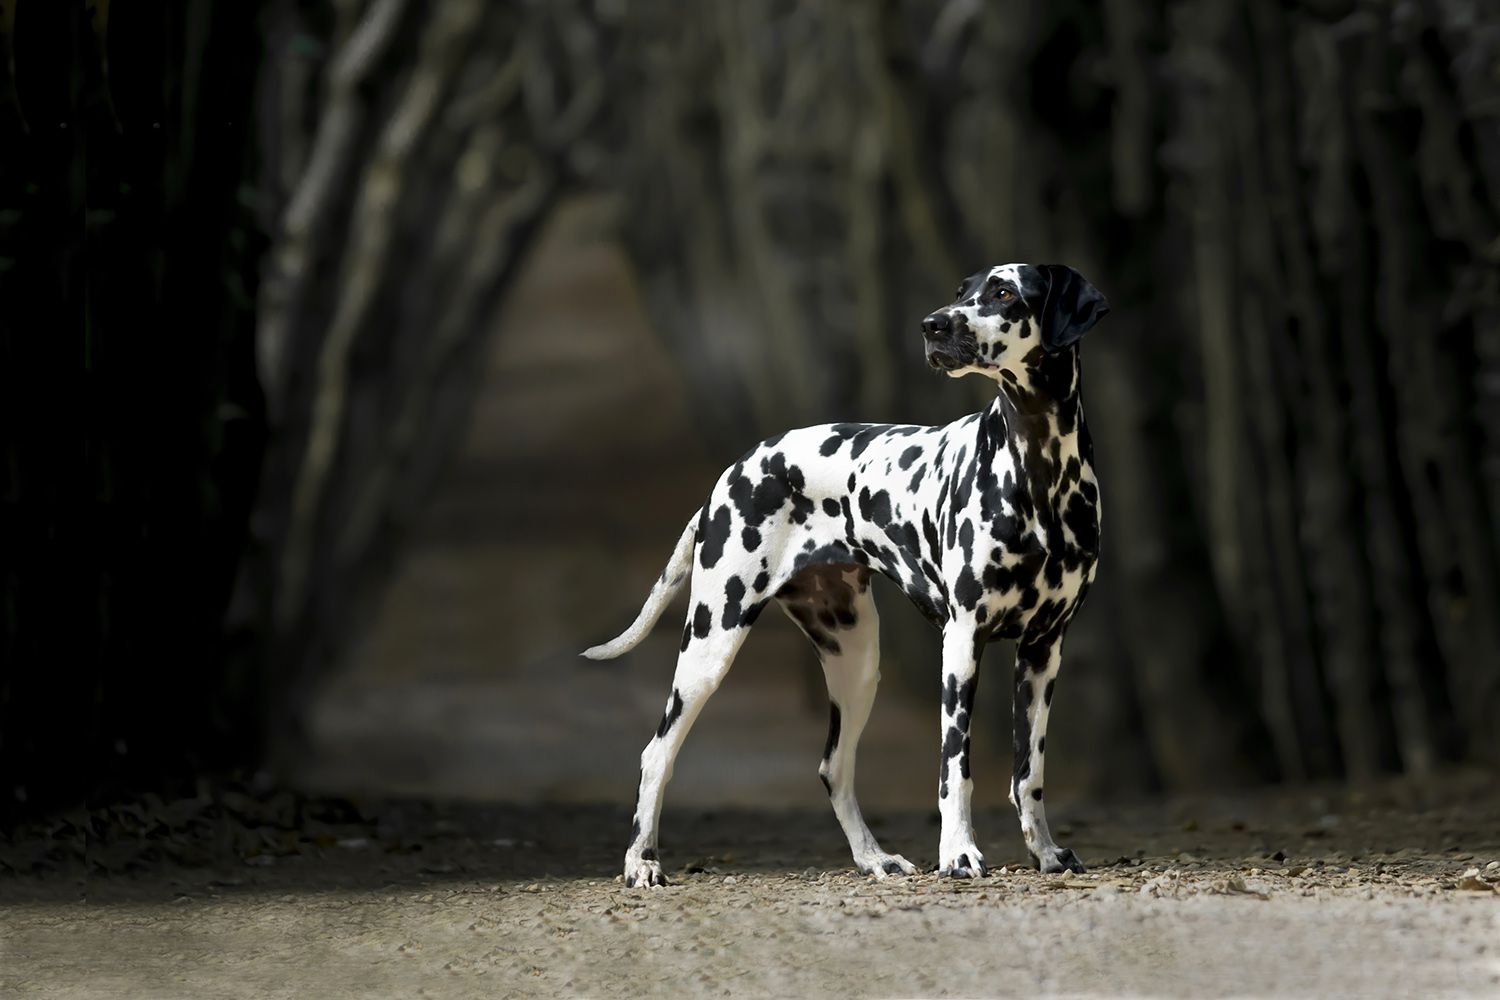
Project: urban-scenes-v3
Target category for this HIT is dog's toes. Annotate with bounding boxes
[938,851,986,879]
[856,852,919,878]
[881,854,919,877]
[624,857,668,888]
[1038,847,1085,875]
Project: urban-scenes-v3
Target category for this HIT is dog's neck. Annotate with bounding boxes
[985,346,1088,510]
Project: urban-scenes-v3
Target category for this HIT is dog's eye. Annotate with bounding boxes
[998,289,1011,299]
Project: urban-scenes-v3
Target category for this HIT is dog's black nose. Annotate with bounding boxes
[922,313,950,339]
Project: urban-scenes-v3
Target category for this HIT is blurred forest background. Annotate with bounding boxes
[4,0,1500,821]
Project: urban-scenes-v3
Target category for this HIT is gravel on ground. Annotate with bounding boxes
[3,770,1499,998]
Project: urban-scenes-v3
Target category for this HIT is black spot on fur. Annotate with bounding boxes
[1063,491,1098,553]
[824,702,842,761]
[680,620,691,652]
[958,518,975,564]
[820,773,832,794]
[693,603,711,639]
[630,818,641,842]
[728,469,788,528]
[741,599,768,627]
[1013,666,1034,784]
[1031,788,1043,801]
[921,511,941,563]
[752,570,770,592]
[822,498,841,518]
[898,445,923,471]
[641,847,658,861]
[848,425,893,459]
[858,487,893,528]
[1038,736,1045,754]
[742,526,761,551]
[699,505,732,568]
[657,689,684,738]
[954,565,981,610]
[722,576,746,630]
[943,725,964,759]
[957,676,977,718]
[789,492,816,524]
[1044,678,1055,705]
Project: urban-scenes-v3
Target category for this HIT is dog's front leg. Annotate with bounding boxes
[936,625,986,877]
[1011,636,1085,873]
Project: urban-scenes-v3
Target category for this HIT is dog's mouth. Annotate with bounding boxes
[926,343,998,373]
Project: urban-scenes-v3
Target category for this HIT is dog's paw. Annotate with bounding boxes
[938,849,987,879]
[855,851,918,878]
[624,856,668,888]
[1030,846,1085,875]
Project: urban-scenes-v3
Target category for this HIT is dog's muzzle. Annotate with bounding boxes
[922,312,975,372]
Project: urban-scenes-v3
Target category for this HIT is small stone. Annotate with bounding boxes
[1486,862,1499,871]
[722,876,738,885]
[1455,871,1494,892]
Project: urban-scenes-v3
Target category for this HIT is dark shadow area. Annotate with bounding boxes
[4,770,1498,909]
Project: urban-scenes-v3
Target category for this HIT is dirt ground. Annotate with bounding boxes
[3,771,1500,998]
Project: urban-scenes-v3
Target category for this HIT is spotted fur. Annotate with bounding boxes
[584,263,1109,886]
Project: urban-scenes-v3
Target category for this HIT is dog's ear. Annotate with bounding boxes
[1031,265,1109,352]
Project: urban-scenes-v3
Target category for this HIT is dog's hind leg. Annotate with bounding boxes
[623,604,758,887]
[1010,635,1085,874]
[778,565,917,877]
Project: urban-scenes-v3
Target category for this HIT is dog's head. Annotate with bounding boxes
[922,264,1109,381]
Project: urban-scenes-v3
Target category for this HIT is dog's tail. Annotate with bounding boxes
[581,510,700,660]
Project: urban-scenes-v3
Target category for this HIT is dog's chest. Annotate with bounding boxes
[926,428,1097,638]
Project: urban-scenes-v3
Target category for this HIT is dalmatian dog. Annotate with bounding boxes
[584,264,1109,886]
